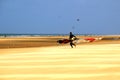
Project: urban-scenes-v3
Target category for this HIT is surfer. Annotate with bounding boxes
[69,32,77,48]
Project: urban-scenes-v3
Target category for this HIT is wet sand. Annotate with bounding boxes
[0,36,120,80]
[0,36,120,48]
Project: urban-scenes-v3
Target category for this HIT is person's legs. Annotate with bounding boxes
[72,43,76,47]
[70,42,73,48]
[70,41,76,48]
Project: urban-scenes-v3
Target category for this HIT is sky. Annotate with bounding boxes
[0,0,120,34]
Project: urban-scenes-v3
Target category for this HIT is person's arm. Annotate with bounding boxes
[73,35,76,38]
[71,35,76,40]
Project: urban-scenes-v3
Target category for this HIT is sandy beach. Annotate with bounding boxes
[0,36,120,80]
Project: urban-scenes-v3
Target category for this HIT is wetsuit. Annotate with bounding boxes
[69,32,76,48]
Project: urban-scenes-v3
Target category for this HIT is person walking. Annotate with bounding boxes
[69,32,77,48]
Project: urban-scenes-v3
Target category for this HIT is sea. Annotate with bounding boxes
[0,33,99,38]
[0,33,119,38]
[0,33,69,38]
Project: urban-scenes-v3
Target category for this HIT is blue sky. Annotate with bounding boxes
[0,0,120,34]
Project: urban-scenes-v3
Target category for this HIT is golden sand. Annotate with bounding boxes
[0,36,120,80]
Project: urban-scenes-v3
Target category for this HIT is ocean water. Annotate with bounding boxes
[0,34,70,37]
[0,33,113,38]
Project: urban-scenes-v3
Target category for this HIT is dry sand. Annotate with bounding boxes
[0,36,120,80]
